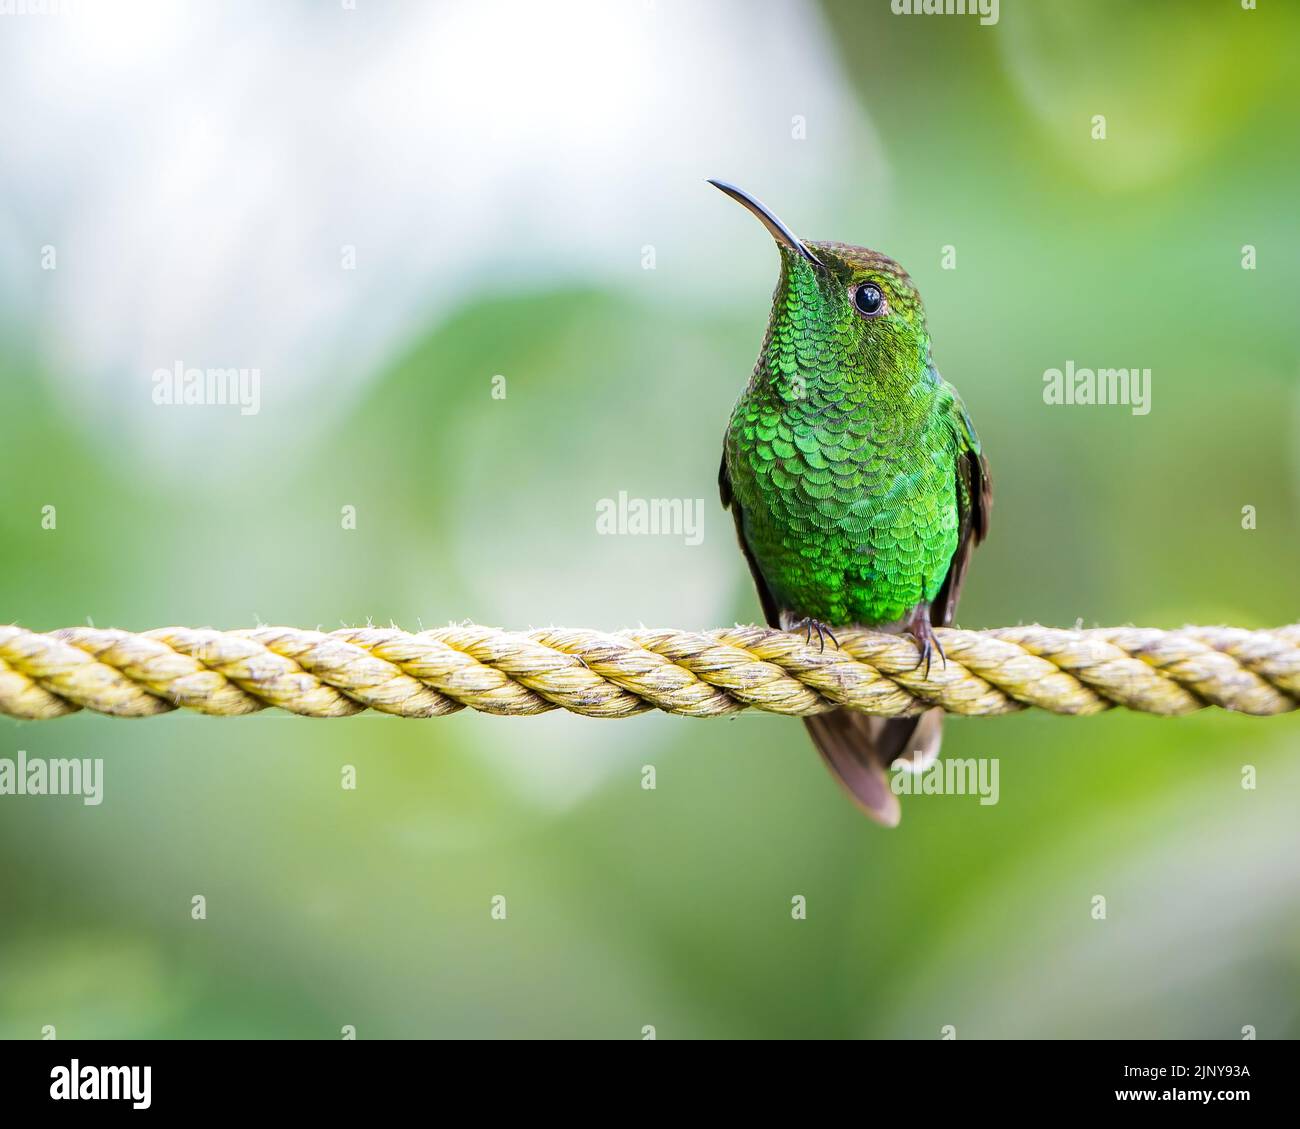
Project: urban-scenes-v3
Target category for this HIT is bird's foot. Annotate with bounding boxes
[791,616,840,653]
[907,604,946,679]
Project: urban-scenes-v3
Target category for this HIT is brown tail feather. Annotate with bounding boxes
[891,708,944,771]
[803,708,944,827]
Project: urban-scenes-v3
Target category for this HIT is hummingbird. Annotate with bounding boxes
[712,180,991,826]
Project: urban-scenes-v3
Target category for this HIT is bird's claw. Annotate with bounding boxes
[908,608,947,679]
[793,617,840,653]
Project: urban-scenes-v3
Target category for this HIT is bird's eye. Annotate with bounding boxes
[853,283,886,317]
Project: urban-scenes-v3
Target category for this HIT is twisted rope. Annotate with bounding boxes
[0,623,1297,722]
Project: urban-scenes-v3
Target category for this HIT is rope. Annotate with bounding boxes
[1,622,1297,722]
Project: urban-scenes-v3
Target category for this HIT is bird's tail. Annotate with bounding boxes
[803,708,943,827]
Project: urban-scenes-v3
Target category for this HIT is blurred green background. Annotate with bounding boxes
[1,0,1298,1039]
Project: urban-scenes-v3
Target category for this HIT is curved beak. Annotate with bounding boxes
[707,179,823,269]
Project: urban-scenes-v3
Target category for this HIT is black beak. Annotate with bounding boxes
[707,179,823,269]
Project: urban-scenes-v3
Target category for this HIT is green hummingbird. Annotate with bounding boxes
[712,180,991,826]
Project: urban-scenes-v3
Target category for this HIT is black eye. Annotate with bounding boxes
[854,283,885,317]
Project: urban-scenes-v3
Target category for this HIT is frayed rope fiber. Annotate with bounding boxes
[0,623,1297,722]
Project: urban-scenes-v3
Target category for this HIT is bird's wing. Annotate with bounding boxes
[880,393,991,788]
[934,395,991,627]
[719,449,782,628]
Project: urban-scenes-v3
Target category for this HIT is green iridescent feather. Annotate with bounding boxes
[722,241,984,628]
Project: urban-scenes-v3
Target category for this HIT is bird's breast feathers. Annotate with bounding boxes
[726,395,961,625]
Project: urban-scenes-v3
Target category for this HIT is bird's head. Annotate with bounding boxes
[709,180,931,385]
